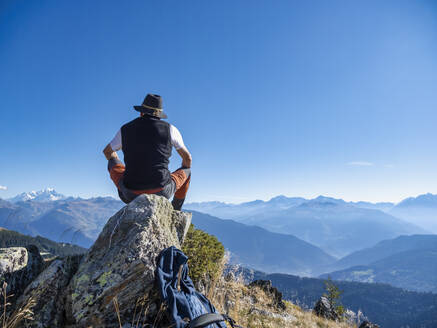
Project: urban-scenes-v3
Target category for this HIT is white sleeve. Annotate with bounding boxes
[109,129,122,151]
[170,125,186,150]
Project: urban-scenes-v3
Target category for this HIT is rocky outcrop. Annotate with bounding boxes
[249,280,286,310]
[15,255,82,328]
[313,296,338,321]
[0,245,44,299]
[66,194,191,327]
[359,320,380,328]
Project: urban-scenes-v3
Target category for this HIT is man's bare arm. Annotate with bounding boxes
[103,144,119,160]
[177,147,192,168]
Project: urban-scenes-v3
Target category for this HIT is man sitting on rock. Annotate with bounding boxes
[103,94,192,210]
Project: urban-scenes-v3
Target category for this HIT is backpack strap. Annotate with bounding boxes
[187,313,225,328]
[187,313,244,328]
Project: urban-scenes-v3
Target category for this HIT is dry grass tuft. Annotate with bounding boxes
[112,294,169,328]
[0,282,36,328]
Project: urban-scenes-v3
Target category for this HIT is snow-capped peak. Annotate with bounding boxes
[8,188,66,203]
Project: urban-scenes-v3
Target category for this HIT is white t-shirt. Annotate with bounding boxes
[109,124,186,151]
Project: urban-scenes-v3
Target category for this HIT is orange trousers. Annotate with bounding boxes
[108,158,190,205]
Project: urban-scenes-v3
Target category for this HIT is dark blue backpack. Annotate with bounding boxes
[156,246,242,328]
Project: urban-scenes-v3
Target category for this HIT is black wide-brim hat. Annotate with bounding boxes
[134,93,167,119]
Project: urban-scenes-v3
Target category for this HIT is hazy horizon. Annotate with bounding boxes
[2,187,435,205]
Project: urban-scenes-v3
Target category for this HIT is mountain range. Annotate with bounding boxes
[0,192,123,247]
[320,234,437,293]
[187,193,437,233]
[191,211,336,276]
[7,188,66,203]
[331,234,437,270]
[188,195,427,257]
[187,195,396,217]
[389,193,437,233]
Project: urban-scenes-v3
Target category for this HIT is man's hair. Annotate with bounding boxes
[140,112,160,119]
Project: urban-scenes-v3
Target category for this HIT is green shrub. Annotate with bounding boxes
[182,224,225,287]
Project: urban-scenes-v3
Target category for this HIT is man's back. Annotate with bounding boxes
[122,116,172,190]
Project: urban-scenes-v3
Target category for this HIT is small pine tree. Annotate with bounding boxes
[323,277,345,316]
[182,224,225,289]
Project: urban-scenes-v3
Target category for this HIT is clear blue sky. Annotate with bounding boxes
[1,0,437,203]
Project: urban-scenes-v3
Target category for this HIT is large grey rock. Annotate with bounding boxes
[66,194,191,327]
[0,245,44,299]
[15,255,82,328]
[313,296,338,321]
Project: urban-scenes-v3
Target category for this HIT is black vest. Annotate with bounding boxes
[121,116,172,190]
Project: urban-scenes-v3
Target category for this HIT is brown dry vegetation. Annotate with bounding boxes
[207,269,355,328]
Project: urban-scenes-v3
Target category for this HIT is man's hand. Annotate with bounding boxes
[177,147,192,168]
[103,144,119,160]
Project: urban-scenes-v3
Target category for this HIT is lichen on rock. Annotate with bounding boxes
[66,194,191,327]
